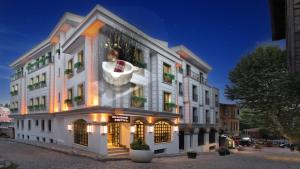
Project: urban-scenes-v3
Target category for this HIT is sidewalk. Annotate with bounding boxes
[0,138,189,161]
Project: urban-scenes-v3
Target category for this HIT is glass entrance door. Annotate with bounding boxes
[108,123,121,147]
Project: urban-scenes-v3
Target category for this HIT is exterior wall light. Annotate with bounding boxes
[87,125,94,133]
[100,125,108,135]
[67,124,73,131]
[130,126,135,133]
[173,126,179,132]
[148,126,154,133]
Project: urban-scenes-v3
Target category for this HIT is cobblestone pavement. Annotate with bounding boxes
[0,140,300,169]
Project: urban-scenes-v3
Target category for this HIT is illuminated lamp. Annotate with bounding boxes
[67,124,73,131]
[87,125,94,133]
[148,126,154,133]
[173,126,179,132]
[100,125,108,135]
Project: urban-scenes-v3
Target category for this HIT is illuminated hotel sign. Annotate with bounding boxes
[109,115,130,123]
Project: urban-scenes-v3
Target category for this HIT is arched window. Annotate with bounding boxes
[154,121,171,143]
[134,120,144,141]
[74,119,88,146]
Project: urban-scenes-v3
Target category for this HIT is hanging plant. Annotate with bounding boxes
[74,62,83,69]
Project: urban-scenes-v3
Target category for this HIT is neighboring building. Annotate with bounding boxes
[0,107,13,127]
[269,0,300,73]
[9,5,219,156]
[243,128,260,139]
[219,103,239,137]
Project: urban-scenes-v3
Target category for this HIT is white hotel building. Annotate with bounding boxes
[10,5,220,157]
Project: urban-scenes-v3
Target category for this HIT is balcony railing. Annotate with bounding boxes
[164,102,176,112]
[27,56,52,74]
[10,72,23,82]
[187,71,207,84]
[10,108,18,112]
[27,104,46,112]
[27,81,46,91]
[74,96,85,105]
[10,91,18,96]
[131,95,146,108]
[163,73,175,84]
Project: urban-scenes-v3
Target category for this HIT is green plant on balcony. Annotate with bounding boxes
[74,96,83,102]
[26,63,33,71]
[164,102,176,112]
[74,62,84,69]
[134,61,147,69]
[34,104,40,110]
[27,105,33,111]
[34,82,40,89]
[64,69,73,75]
[163,73,175,83]
[10,91,18,96]
[39,104,46,110]
[64,99,73,107]
[27,84,34,90]
[40,81,46,87]
[131,95,147,108]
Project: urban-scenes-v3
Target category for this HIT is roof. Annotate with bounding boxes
[171,45,212,73]
[269,0,286,40]
[10,12,84,68]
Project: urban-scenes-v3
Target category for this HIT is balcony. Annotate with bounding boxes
[10,108,18,113]
[205,98,210,105]
[163,102,176,112]
[187,71,207,85]
[163,73,175,84]
[10,72,23,82]
[131,95,146,108]
[27,81,46,91]
[74,62,84,73]
[26,56,52,74]
[64,99,73,107]
[74,96,85,105]
[64,69,73,79]
[10,90,18,96]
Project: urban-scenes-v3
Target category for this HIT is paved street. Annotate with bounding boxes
[0,140,300,169]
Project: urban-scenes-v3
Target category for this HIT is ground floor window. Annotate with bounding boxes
[134,120,144,141]
[209,129,216,143]
[74,119,88,146]
[154,121,171,143]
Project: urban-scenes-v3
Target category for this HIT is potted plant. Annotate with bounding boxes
[187,149,197,159]
[218,147,230,156]
[64,99,73,107]
[64,69,73,78]
[130,138,153,163]
[131,96,146,108]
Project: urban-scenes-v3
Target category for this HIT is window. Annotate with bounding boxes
[28,120,31,131]
[154,121,171,143]
[68,59,73,71]
[68,88,73,100]
[186,64,191,76]
[41,96,46,106]
[131,84,145,108]
[21,120,24,130]
[178,82,183,96]
[78,84,84,97]
[163,63,172,84]
[58,92,61,102]
[17,120,19,129]
[192,107,198,123]
[192,85,198,101]
[134,120,144,141]
[205,90,210,105]
[163,92,172,112]
[48,120,52,132]
[34,97,40,106]
[179,106,183,119]
[215,112,219,123]
[58,68,60,77]
[30,78,33,85]
[74,119,88,146]
[215,95,219,107]
[41,120,45,132]
[78,50,84,65]
[35,120,39,126]
[200,72,203,83]
[40,73,46,84]
[198,129,205,145]
[34,76,39,84]
[206,110,210,124]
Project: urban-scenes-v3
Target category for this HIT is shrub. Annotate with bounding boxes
[130,138,150,150]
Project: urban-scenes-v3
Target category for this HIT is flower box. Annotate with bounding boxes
[163,73,175,83]
[131,96,146,108]
[74,96,84,105]
[64,99,73,107]
[130,138,153,163]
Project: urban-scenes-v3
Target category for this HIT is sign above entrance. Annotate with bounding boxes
[109,115,130,123]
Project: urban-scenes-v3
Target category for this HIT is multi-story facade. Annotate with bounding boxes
[9,5,219,156]
[219,103,239,137]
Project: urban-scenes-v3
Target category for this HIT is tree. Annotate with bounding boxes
[226,46,300,143]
